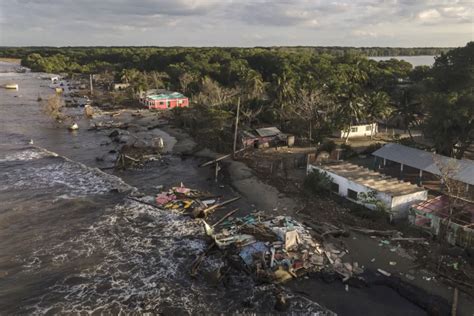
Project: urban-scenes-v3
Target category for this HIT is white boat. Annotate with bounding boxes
[4,84,19,90]
[68,123,79,131]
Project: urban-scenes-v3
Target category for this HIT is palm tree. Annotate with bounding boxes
[148,71,169,90]
[333,63,369,143]
[364,91,391,138]
[390,89,422,141]
[271,70,296,127]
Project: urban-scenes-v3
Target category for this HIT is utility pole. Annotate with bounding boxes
[89,74,93,95]
[232,97,241,157]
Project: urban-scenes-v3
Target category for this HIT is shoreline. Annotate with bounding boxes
[1,61,470,314]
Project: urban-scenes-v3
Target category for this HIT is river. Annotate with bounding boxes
[0,62,333,314]
[368,55,436,67]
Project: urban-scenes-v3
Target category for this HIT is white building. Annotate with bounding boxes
[112,83,130,91]
[334,123,378,139]
[308,161,427,219]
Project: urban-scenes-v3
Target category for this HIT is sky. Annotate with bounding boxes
[0,0,472,47]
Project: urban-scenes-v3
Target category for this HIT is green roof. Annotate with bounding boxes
[147,92,185,100]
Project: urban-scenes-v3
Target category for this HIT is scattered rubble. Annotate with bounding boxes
[134,184,365,286]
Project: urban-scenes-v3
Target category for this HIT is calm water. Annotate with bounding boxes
[369,55,436,67]
[0,62,332,314]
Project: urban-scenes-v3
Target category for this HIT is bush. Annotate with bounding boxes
[361,142,383,155]
[318,140,337,154]
[304,169,332,195]
[340,144,358,159]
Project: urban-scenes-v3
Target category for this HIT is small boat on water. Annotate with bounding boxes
[68,123,79,131]
[4,84,19,90]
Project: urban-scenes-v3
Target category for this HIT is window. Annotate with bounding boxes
[350,127,358,133]
[178,100,183,104]
[331,182,339,193]
[366,125,372,131]
[159,101,164,105]
[347,189,358,200]
[167,101,171,108]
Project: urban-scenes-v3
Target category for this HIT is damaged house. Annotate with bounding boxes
[308,161,428,220]
[410,196,474,248]
[241,127,292,148]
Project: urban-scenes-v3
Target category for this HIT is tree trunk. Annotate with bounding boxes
[309,120,312,148]
[344,124,351,144]
[407,127,414,141]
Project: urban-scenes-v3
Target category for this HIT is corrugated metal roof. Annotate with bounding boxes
[147,91,185,100]
[255,127,282,137]
[372,143,474,186]
[314,162,425,196]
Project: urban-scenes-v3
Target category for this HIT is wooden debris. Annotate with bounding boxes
[391,237,426,242]
[190,242,215,277]
[199,153,232,168]
[199,148,247,167]
[193,196,241,218]
[212,208,239,227]
[126,196,162,210]
[349,227,399,237]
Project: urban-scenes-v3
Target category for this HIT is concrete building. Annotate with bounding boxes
[308,161,428,219]
[140,89,189,110]
[334,123,378,139]
[112,83,130,91]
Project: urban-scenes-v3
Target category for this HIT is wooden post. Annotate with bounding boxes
[451,287,458,316]
[232,97,240,157]
[89,74,93,95]
[215,162,219,183]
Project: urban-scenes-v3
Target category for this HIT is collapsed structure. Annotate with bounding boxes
[151,185,361,283]
[410,196,474,248]
[241,127,292,149]
[308,161,428,219]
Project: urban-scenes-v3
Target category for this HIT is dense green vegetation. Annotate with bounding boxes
[1,43,472,158]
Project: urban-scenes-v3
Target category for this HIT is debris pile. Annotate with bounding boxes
[203,215,328,283]
[154,185,236,218]
[136,184,364,285]
[115,144,162,169]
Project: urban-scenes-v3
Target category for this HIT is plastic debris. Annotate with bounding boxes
[377,268,391,277]
[405,274,415,280]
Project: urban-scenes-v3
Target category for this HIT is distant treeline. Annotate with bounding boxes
[0,45,452,60]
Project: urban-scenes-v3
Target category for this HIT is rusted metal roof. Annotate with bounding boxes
[255,127,283,137]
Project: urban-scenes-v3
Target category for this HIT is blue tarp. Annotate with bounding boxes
[239,241,268,266]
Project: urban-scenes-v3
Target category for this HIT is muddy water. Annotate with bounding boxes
[0,63,332,314]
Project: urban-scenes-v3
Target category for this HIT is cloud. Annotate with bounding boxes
[352,30,379,38]
[0,0,472,46]
[418,9,442,22]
